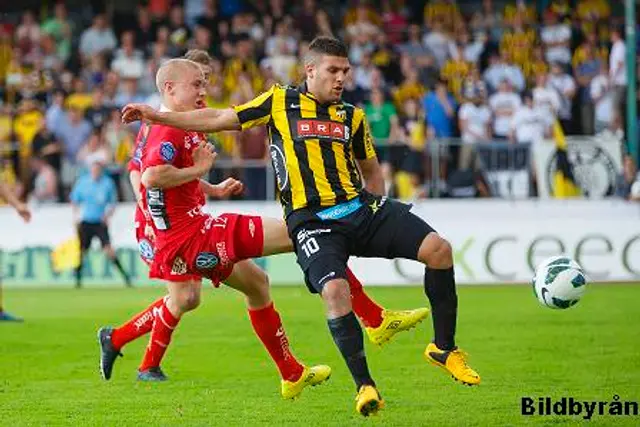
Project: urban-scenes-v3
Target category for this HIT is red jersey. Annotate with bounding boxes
[138,124,264,284]
[140,125,208,249]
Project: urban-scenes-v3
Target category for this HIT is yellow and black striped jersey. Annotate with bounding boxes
[233,83,377,215]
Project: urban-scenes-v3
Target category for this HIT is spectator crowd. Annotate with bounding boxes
[1,0,639,204]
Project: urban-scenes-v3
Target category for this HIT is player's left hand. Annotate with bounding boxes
[215,178,244,199]
[15,203,31,223]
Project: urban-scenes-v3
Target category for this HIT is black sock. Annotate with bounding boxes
[75,253,83,288]
[75,265,82,288]
[424,267,457,350]
[327,312,375,390]
[112,257,131,286]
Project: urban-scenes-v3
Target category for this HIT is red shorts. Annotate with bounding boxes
[149,213,264,286]
[134,205,155,267]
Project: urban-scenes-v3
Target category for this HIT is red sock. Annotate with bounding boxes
[346,267,384,328]
[248,302,304,382]
[139,301,180,371]
[111,297,166,350]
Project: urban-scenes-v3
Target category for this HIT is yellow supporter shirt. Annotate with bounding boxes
[441,60,471,101]
[65,92,93,113]
[13,110,43,158]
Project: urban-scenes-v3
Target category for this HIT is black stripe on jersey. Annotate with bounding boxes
[286,87,319,206]
[237,94,272,124]
[317,104,348,203]
[266,110,292,208]
[343,107,362,189]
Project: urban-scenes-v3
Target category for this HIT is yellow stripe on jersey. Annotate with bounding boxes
[300,94,336,206]
[351,108,377,160]
[328,105,358,200]
[272,87,307,208]
[233,86,275,130]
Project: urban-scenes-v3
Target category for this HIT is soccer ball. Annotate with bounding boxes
[532,256,587,309]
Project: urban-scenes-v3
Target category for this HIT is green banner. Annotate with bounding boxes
[0,247,302,287]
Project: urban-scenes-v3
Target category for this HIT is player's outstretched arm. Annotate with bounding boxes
[0,180,31,222]
[122,104,241,133]
[142,142,216,189]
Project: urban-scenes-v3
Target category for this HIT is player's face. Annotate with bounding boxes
[309,55,350,104]
[171,68,206,112]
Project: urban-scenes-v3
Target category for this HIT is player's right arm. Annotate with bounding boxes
[351,110,385,196]
[121,86,275,133]
[0,180,31,222]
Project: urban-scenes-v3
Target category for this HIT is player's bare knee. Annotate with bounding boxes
[418,234,453,269]
[248,269,271,305]
[174,285,201,312]
[181,290,201,311]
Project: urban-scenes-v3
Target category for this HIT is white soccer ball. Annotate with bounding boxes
[532,256,587,309]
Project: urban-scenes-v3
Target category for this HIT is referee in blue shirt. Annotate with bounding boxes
[70,159,131,288]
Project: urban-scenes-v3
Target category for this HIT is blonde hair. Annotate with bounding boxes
[155,58,202,93]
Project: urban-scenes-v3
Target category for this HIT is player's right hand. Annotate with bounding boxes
[192,142,217,174]
[121,104,157,124]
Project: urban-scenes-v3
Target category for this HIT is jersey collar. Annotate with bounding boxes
[298,82,343,107]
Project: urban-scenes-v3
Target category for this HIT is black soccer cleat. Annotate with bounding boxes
[137,367,168,382]
[97,327,123,380]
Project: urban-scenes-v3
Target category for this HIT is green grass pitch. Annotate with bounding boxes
[1,284,639,426]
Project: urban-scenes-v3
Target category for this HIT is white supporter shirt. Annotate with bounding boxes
[489,92,522,137]
[609,40,627,86]
[533,86,561,123]
[540,24,572,64]
[547,74,576,120]
[510,105,550,143]
[459,102,492,144]
[590,75,614,124]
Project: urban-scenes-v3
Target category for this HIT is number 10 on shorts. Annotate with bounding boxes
[301,237,320,258]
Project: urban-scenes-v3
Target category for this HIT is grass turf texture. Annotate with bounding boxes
[0,284,639,426]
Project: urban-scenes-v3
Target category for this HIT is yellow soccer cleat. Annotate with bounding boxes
[424,342,481,386]
[365,308,430,346]
[355,385,384,417]
[281,364,332,400]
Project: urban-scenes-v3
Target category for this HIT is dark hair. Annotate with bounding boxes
[184,49,212,66]
[307,36,348,59]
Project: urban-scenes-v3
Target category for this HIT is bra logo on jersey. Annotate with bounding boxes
[195,252,219,269]
[296,120,350,142]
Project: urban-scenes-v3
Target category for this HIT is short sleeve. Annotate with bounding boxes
[351,109,377,160]
[233,85,276,130]
[144,128,185,169]
[70,179,82,203]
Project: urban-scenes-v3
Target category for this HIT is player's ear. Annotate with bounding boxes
[304,63,315,80]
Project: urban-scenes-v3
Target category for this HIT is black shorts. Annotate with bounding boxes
[287,192,436,294]
[78,221,111,250]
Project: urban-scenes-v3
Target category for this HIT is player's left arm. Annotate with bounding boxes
[352,112,385,196]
